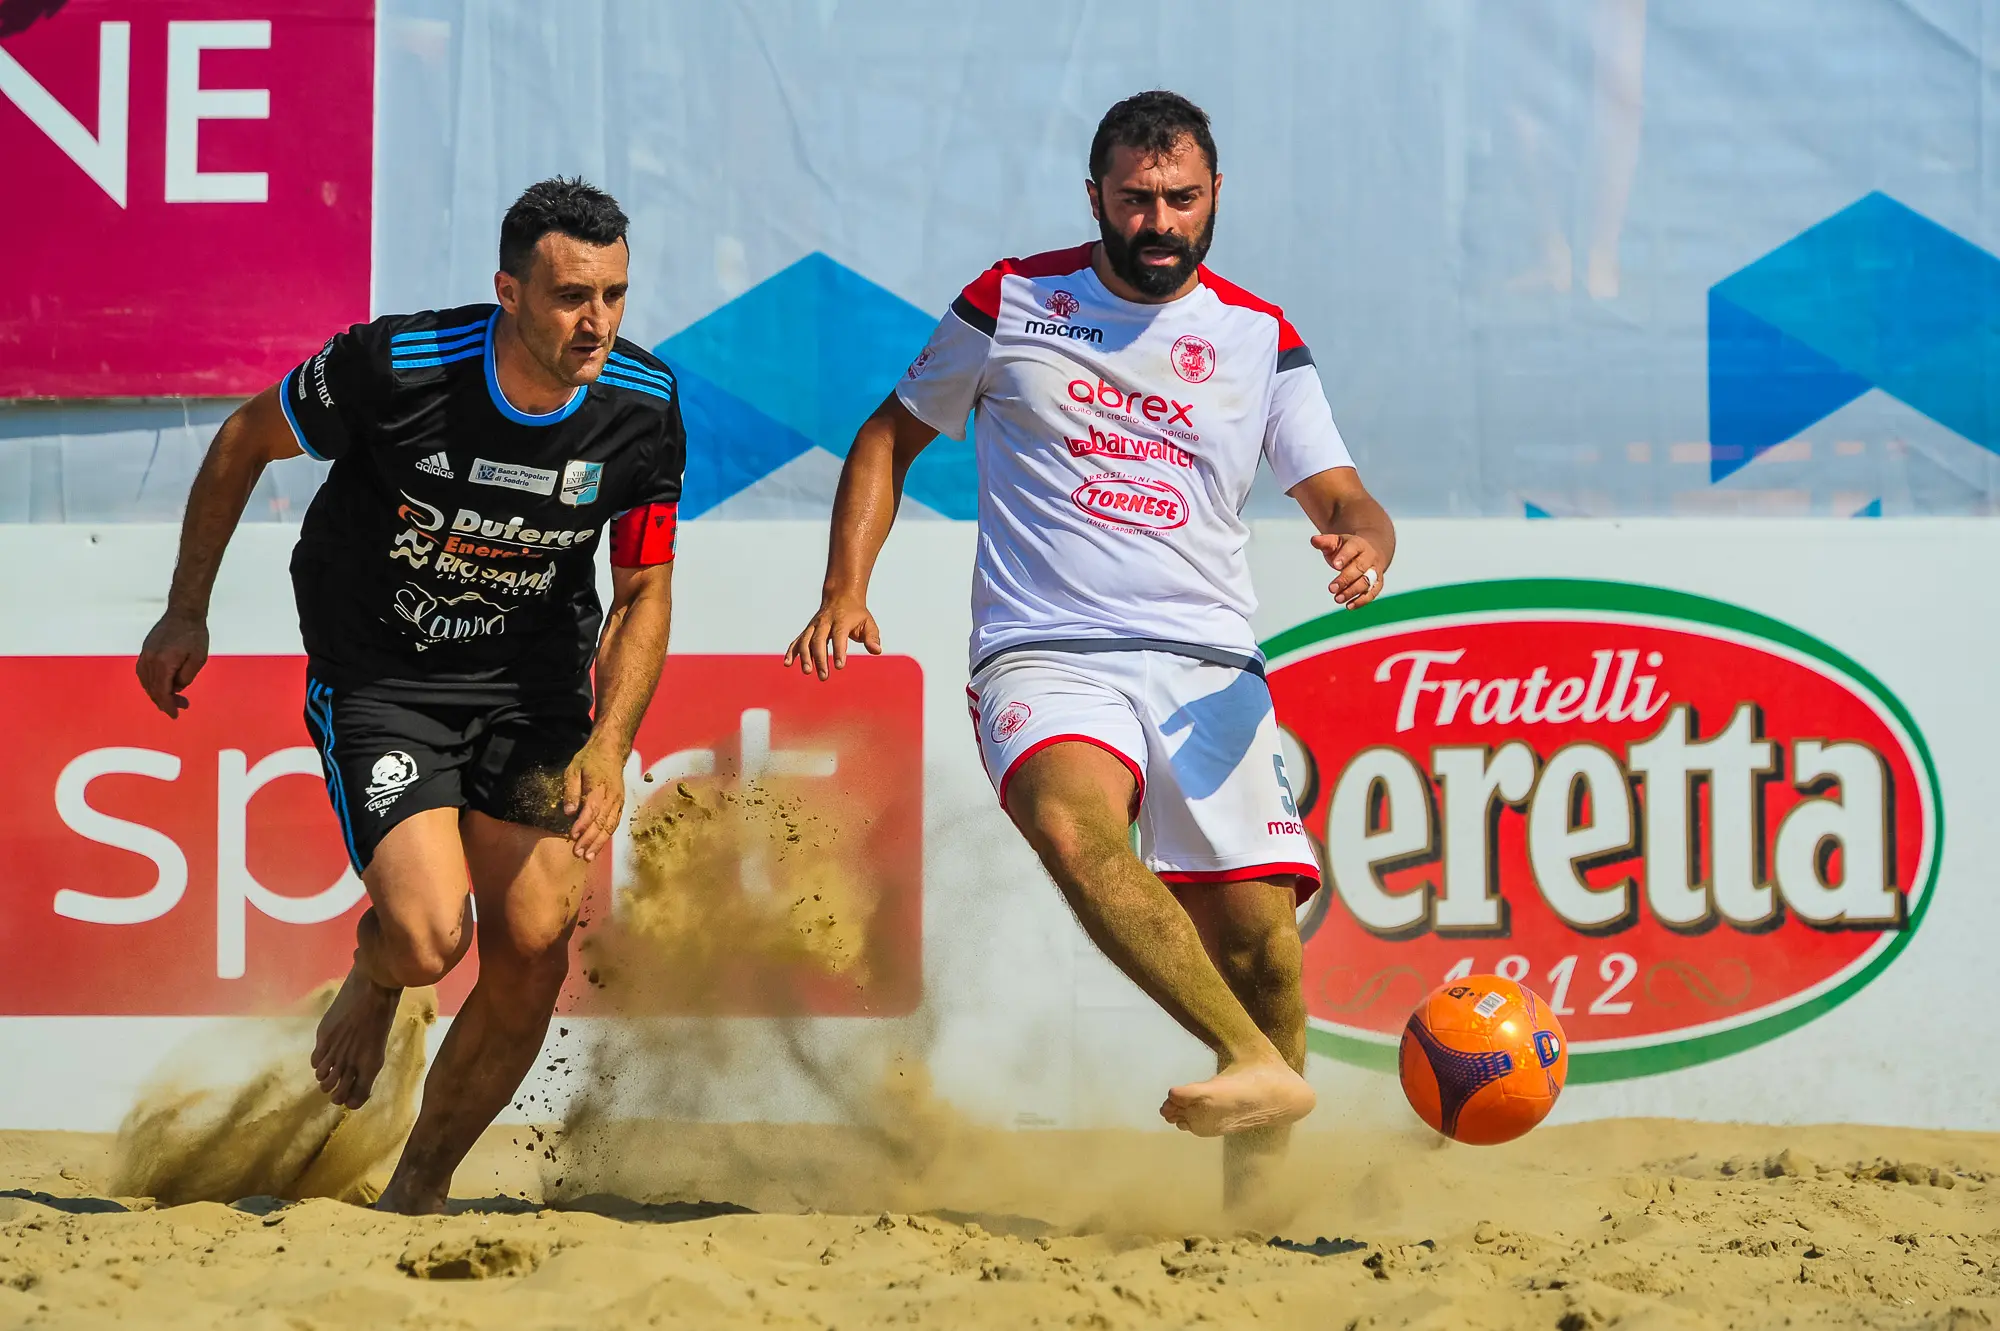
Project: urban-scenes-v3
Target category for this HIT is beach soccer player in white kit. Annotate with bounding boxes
[787,91,1396,1200]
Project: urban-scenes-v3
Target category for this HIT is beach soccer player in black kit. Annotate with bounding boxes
[134,178,686,1214]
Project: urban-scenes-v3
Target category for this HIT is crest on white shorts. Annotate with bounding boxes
[991,700,1033,742]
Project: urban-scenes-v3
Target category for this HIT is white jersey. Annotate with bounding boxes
[895,244,1354,672]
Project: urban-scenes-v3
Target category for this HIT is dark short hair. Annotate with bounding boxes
[498,177,629,276]
[1089,90,1218,182]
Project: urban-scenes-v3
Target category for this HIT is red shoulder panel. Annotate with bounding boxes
[958,244,1096,318]
[1199,266,1305,352]
[1006,243,1097,280]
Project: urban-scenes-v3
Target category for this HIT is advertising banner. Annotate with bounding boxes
[0,653,922,1017]
[1,517,1995,1133]
[0,0,373,397]
[1268,581,1939,1084]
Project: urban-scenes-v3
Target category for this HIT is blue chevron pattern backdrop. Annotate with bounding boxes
[1709,194,2000,486]
[10,1,2000,523]
[655,254,976,519]
[651,189,2000,521]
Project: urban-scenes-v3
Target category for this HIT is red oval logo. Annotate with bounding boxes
[1071,474,1189,531]
[1264,580,1939,1083]
[991,699,1032,741]
[1171,334,1216,383]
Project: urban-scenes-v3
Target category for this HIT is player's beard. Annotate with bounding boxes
[1099,206,1216,299]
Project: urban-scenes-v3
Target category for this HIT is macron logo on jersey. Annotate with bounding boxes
[1025,317,1104,343]
[1025,288,1104,343]
[415,451,454,479]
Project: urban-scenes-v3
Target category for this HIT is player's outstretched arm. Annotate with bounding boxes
[785,393,937,680]
[566,560,675,862]
[136,386,305,717]
[1290,465,1397,609]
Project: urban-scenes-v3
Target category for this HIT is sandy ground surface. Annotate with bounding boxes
[0,1117,1996,1329]
[8,787,1990,1326]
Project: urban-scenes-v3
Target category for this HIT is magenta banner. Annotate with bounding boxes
[0,0,373,397]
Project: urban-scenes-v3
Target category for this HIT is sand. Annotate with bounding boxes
[108,984,436,1208]
[10,778,1990,1326]
[0,1116,1996,1328]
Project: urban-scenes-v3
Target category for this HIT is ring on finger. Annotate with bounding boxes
[1363,568,1379,588]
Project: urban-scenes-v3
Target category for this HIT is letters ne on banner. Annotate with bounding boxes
[0,1,374,397]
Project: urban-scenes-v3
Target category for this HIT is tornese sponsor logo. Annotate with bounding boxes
[1065,426,1195,468]
[1066,378,1194,427]
[1264,580,1940,1083]
[1071,474,1189,531]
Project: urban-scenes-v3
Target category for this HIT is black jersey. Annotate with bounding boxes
[280,303,686,693]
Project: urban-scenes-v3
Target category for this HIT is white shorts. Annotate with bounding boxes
[967,649,1321,900]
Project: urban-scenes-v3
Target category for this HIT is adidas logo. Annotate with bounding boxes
[415,451,454,479]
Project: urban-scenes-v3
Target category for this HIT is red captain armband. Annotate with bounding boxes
[610,502,679,567]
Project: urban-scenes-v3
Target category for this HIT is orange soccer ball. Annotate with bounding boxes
[1399,976,1569,1145]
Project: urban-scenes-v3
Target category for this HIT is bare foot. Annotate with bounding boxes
[374,1176,450,1216]
[1160,1059,1316,1138]
[311,968,401,1109]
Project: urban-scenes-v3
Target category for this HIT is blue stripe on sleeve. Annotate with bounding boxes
[278,367,325,460]
[389,328,486,356]
[596,372,674,401]
[605,353,674,388]
[390,320,487,345]
[390,345,485,369]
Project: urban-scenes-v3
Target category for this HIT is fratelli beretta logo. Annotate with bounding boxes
[1264,580,1940,1083]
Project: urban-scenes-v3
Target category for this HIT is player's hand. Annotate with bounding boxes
[1312,532,1388,609]
[784,595,883,680]
[136,610,210,718]
[562,740,626,862]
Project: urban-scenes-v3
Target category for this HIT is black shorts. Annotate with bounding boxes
[302,675,593,874]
